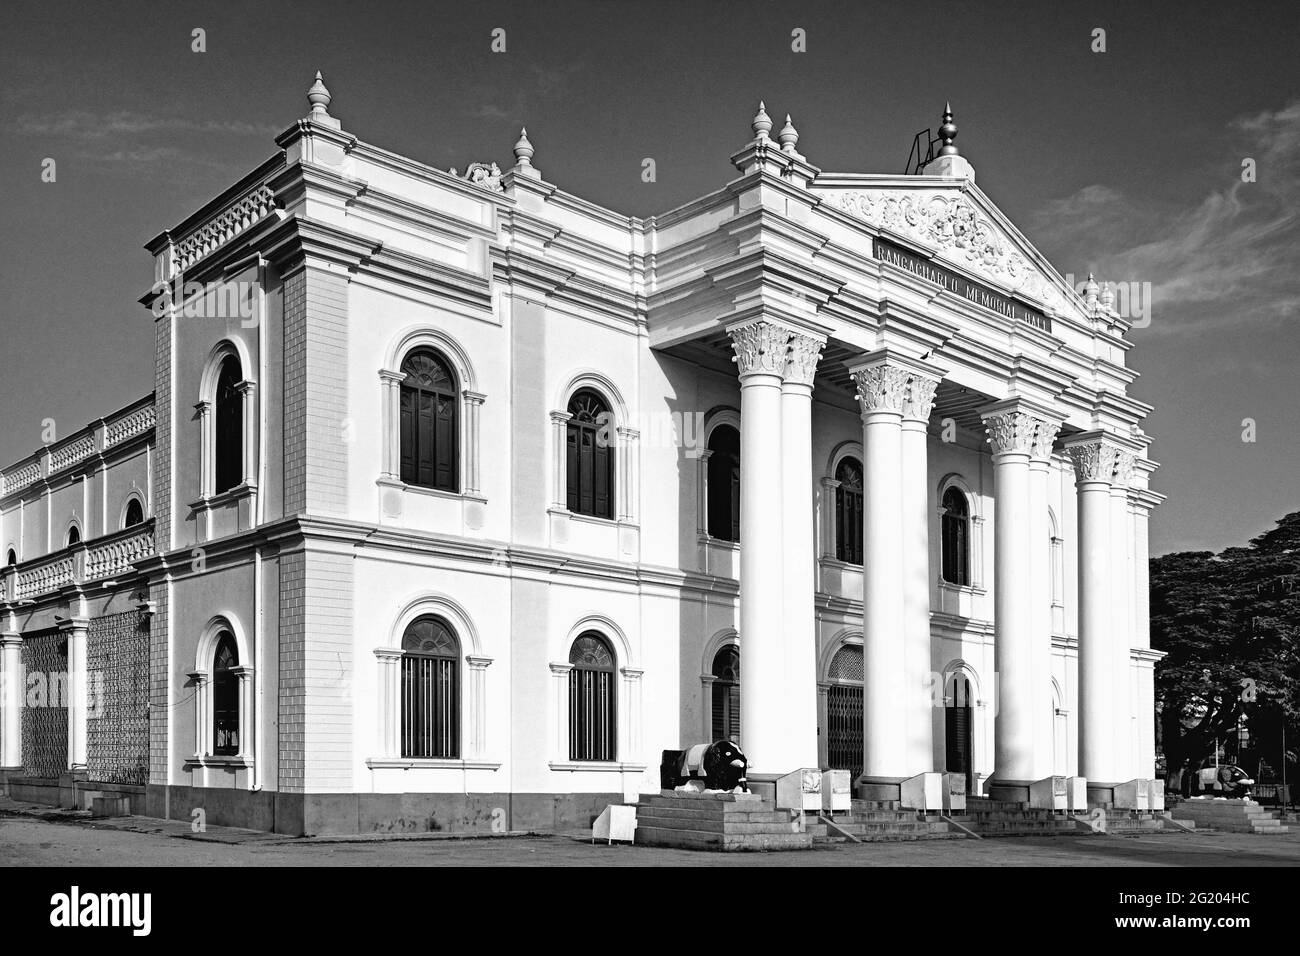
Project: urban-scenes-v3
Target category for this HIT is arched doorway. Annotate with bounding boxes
[945,674,974,793]
[825,644,864,779]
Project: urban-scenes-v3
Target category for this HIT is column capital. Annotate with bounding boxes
[548,662,573,677]
[727,319,792,378]
[379,368,405,386]
[548,410,573,426]
[466,655,493,670]
[782,331,826,387]
[979,399,1061,458]
[1063,431,1138,485]
[462,389,487,406]
[848,349,945,419]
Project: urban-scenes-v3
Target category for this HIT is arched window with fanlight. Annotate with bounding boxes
[399,348,459,492]
[569,631,616,761]
[123,498,144,529]
[566,389,615,519]
[710,645,740,742]
[941,487,970,586]
[706,425,740,542]
[214,355,243,495]
[401,615,460,758]
[212,632,240,756]
[835,457,864,564]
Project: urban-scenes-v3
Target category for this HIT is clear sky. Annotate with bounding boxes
[1,0,1295,556]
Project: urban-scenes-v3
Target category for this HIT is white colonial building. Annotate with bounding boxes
[0,78,1163,834]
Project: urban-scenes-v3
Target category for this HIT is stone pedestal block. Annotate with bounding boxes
[900,771,943,812]
[1029,775,1069,811]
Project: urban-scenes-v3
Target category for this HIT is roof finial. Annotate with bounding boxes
[1084,272,1099,308]
[938,102,958,156]
[1099,280,1115,310]
[778,114,800,154]
[307,71,332,119]
[752,101,773,141]
[512,126,540,179]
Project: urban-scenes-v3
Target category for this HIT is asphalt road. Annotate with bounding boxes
[3,813,1299,866]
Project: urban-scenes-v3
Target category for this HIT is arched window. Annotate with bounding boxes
[706,425,740,542]
[5,549,16,566]
[401,615,460,758]
[569,631,616,761]
[825,644,864,779]
[124,498,144,528]
[399,348,458,492]
[214,355,243,495]
[710,645,740,741]
[212,633,240,756]
[835,457,864,564]
[944,674,974,792]
[66,524,81,547]
[566,389,615,519]
[941,487,970,586]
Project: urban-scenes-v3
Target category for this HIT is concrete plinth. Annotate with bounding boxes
[1150,779,1165,812]
[856,776,904,802]
[988,779,1031,804]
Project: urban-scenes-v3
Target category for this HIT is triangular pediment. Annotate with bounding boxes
[817,181,1086,321]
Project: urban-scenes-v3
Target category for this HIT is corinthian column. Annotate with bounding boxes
[848,351,921,789]
[1065,434,1120,784]
[1109,451,1136,782]
[728,319,791,776]
[899,364,942,776]
[1028,423,1060,780]
[981,401,1058,789]
[781,332,825,770]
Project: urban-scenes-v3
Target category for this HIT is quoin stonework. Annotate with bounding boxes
[0,79,1163,834]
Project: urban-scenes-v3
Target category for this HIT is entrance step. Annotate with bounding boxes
[634,792,814,852]
[1170,799,1291,834]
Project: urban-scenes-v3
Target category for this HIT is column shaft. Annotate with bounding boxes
[984,405,1058,786]
[66,623,89,770]
[780,333,823,770]
[1028,457,1055,779]
[0,633,22,768]
[1109,458,1135,781]
[900,375,940,775]
[1068,437,1119,783]
[729,321,790,776]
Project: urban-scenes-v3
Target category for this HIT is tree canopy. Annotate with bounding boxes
[1151,512,1300,791]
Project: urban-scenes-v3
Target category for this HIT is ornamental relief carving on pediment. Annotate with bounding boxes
[823,190,1069,314]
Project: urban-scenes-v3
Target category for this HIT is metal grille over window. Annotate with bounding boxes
[401,615,460,759]
[826,645,864,779]
[21,629,68,779]
[835,457,864,564]
[87,610,149,784]
[569,632,615,761]
[710,645,740,742]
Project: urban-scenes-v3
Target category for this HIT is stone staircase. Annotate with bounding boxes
[951,797,1082,837]
[634,791,814,851]
[1169,798,1291,834]
[806,799,966,843]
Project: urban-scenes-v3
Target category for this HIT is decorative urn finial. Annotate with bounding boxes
[778,114,800,154]
[752,101,773,141]
[514,127,534,167]
[938,102,959,156]
[307,71,332,119]
[1084,272,1099,307]
[1099,280,1115,310]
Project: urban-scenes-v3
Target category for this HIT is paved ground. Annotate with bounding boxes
[3,802,1299,866]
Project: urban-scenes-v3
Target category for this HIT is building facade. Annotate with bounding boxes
[0,80,1163,834]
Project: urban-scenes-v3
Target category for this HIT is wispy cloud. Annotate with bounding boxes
[8,109,280,168]
[1031,101,1300,335]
